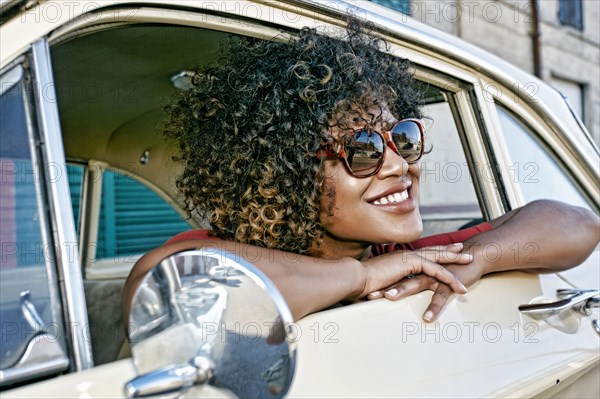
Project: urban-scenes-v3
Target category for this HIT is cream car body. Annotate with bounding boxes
[1,1,598,398]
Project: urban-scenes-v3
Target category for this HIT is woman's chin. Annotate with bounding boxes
[393,215,423,243]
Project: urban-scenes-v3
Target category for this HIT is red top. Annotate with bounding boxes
[165,229,217,244]
[369,222,493,257]
[165,222,493,255]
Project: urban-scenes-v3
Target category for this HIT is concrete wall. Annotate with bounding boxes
[406,0,599,145]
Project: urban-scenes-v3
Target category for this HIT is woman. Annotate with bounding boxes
[124,20,599,323]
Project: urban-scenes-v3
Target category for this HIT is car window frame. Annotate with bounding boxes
[0,40,93,385]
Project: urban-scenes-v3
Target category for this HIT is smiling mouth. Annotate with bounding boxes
[372,189,409,205]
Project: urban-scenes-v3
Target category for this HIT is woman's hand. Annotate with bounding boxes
[367,259,485,322]
[356,243,473,300]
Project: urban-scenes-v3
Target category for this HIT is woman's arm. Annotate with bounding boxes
[122,240,471,323]
[479,199,599,273]
[380,200,600,321]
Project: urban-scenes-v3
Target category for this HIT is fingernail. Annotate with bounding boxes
[453,243,463,250]
[460,282,468,293]
[370,291,381,297]
[423,311,433,322]
[385,288,398,296]
[465,254,473,261]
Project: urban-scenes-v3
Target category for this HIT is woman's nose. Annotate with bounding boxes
[376,144,409,178]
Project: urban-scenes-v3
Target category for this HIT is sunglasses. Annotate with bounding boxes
[319,118,425,178]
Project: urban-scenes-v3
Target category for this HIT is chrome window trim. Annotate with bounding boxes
[30,39,93,371]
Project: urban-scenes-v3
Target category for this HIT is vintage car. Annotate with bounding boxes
[1,0,598,397]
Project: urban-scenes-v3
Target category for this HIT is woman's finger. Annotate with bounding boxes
[366,290,383,299]
[422,283,453,322]
[416,259,467,294]
[382,275,438,301]
[419,243,463,253]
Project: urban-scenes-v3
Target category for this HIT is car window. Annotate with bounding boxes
[495,104,592,209]
[0,64,69,383]
[66,165,191,264]
[418,85,483,235]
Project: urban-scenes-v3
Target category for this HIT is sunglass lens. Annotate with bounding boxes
[391,121,422,163]
[343,131,385,176]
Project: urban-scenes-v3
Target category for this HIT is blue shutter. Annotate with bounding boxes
[99,170,190,259]
[66,166,191,260]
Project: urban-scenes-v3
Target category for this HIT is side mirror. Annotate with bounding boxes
[124,249,296,398]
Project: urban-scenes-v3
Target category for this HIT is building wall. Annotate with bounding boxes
[391,0,600,145]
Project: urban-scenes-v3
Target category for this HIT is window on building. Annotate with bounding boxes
[370,0,411,15]
[558,0,583,30]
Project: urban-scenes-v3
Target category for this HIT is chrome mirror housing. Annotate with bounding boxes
[125,249,296,398]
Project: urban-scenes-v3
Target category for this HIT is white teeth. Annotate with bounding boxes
[372,189,409,205]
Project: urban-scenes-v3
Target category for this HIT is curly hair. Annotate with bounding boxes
[164,18,422,254]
